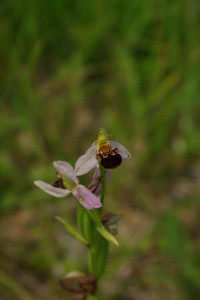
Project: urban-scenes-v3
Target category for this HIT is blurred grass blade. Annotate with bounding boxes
[0,270,33,300]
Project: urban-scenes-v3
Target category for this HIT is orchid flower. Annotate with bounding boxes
[34,161,102,210]
[75,128,131,176]
[88,167,111,195]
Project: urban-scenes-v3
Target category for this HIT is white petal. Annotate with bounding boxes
[72,184,102,210]
[110,141,131,159]
[74,145,97,176]
[34,180,71,197]
[53,161,78,184]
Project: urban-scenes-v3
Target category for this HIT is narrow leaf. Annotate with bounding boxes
[86,209,102,227]
[77,204,93,244]
[97,226,119,246]
[86,209,118,246]
[56,216,89,246]
[89,230,109,280]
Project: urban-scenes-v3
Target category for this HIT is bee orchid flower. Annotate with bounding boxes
[88,167,111,195]
[34,161,102,210]
[75,128,131,176]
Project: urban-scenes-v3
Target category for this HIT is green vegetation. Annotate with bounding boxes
[0,0,200,299]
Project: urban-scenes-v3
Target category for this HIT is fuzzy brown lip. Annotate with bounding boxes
[53,178,66,189]
[100,153,122,169]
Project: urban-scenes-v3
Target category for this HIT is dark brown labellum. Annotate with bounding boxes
[53,178,66,189]
[100,153,122,169]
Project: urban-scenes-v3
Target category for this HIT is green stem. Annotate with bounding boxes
[77,203,93,244]
[76,165,109,297]
[99,164,106,210]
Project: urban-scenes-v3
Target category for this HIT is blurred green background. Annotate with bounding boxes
[0,0,200,299]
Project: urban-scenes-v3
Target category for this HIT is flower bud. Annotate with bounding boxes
[102,213,121,236]
[59,271,96,300]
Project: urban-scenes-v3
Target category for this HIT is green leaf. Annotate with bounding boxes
[89,230,109,280]
[86,209,102,227]
[56,216,89,246]
[77,205,118,246]
[97,225,119,246]
[77,204,93,244]
[87,209,118,246]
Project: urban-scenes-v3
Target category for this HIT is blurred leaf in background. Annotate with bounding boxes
[0,0,200,299]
